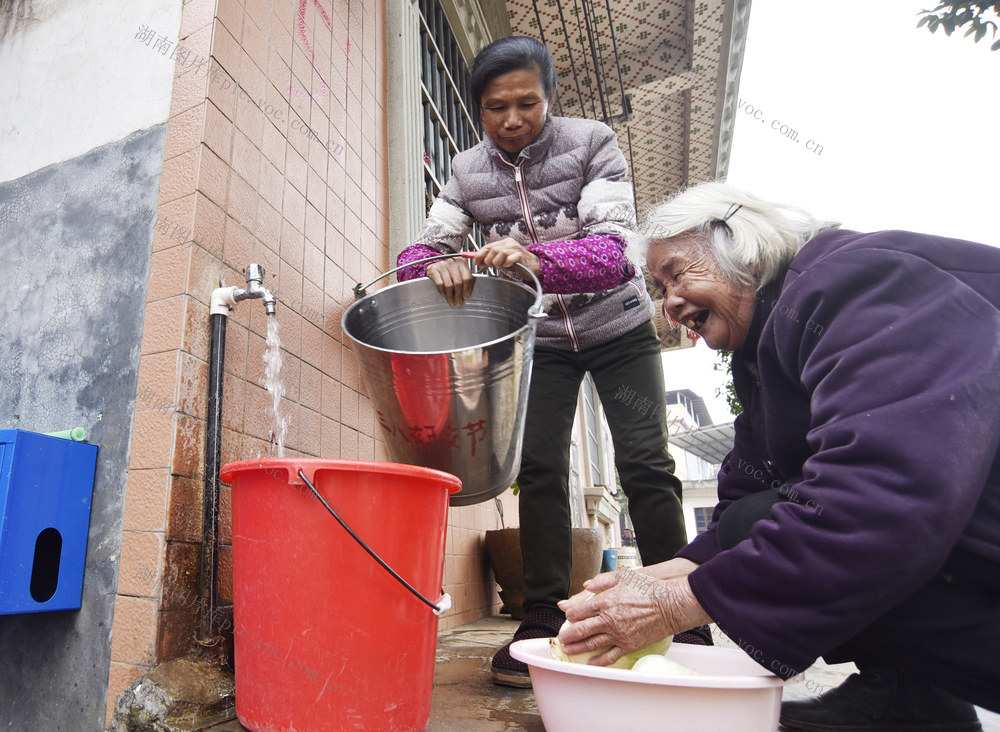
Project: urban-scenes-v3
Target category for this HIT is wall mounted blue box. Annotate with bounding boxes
[0,429,98,614]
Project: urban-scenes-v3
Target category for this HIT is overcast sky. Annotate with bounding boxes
[663,0,999,424]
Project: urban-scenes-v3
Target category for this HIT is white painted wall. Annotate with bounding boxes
[0,0,182,183]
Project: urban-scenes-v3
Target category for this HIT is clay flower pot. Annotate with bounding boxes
[484,527,604,620]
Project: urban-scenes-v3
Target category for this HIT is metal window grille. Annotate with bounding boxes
[415,0,481,217]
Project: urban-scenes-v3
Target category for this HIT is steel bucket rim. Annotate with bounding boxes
[349,252,544,312]
[342,274,539,356]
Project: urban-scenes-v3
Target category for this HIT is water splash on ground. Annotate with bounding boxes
[264,316,288,457]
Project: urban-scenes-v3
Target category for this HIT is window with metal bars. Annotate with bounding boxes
[694,506,714,535]
[415,0,482,223]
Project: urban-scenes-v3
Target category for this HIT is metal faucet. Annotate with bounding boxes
[232,263,276,315]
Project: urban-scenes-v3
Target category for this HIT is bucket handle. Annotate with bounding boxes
[297,469,452,616]
[352,252,546,321]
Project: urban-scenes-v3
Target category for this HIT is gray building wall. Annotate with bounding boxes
[0,125,165,731]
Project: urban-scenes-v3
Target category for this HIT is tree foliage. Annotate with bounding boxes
[917,2,1000,50]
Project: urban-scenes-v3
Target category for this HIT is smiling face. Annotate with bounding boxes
[646,236,756,351]
[479,66,550,156]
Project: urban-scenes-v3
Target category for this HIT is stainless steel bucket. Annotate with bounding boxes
[342,254,545,506]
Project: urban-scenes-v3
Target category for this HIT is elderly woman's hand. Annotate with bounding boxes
[426,238,540,306]
[426,257,475,307]
[555,568,711,667]
[560,558,698,611]
[472,237,541,278]
[630,557,700,582]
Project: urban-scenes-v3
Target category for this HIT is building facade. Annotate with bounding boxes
[0,0,748,727]
[664,388,729,543]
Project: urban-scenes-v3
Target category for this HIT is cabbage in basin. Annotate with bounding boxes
[549,620,672,670]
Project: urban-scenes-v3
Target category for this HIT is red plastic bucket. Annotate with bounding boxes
[219,458,460,732]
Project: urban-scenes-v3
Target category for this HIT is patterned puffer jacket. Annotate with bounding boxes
[396,115,653,352]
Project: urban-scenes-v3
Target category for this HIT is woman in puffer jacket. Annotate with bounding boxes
[397,36,704,687]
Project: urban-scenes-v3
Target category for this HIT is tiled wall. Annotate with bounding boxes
[108,0,515,720]
[108,0,389,720]
[441,493,517,631]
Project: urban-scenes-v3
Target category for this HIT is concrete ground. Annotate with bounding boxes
[430,616,1000,732]
[428,616,542,731]
[208,615,1000,731]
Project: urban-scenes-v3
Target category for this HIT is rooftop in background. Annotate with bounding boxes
[669,421,736,465]
[506,0,752,212]
[666,388,713,428]
[665,388,735,465]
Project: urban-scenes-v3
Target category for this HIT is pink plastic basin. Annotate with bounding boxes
[510,638,785,732]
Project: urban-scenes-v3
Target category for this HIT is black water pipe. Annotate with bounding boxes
[199,311,227,640]
[199,264,275,641]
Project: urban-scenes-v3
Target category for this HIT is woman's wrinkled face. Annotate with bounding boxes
[646,236,756,351]
[480,67,550,156]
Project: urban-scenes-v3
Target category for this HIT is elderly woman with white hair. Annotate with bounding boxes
[557,181,1000,731]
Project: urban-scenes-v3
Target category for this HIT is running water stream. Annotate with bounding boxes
[264,315,289,456]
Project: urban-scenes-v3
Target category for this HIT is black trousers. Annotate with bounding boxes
[719,491,1000,712]
[517,321,687,611]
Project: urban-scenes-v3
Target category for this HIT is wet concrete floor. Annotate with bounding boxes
[427,616,542,731]
[207,615,1000,731]
[435,617,1000,732]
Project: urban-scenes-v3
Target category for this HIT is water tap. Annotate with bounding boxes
[232,263,277,315]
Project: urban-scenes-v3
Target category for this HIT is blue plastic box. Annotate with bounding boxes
[0,429,98,614]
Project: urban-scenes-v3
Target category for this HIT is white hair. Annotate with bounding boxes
[630,181,839,291]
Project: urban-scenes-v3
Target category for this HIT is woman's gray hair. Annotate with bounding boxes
[632,181,839,291]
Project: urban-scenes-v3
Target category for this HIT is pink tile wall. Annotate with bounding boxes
[439,490,519,631]
[109,0,389,722]
[110,0,516,719]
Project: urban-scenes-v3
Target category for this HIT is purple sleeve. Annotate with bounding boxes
[396,169,473,282]
[528,233,634,294]
[396,244,444,281]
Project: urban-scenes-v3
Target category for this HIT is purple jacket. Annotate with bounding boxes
[677,229,1000,678]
